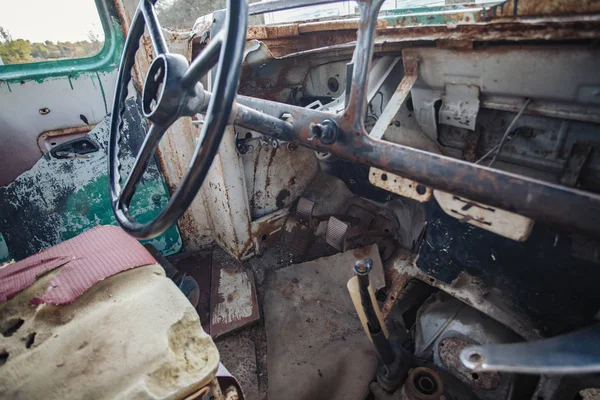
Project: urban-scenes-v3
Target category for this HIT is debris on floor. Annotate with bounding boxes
[216,335,260,400]
[263,245,384,400]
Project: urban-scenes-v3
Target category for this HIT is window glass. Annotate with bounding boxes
[0,0,105,66]
[264,0,492,24]
[155,0,264,30]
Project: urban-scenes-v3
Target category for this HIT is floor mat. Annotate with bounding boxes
[264,245,383,400]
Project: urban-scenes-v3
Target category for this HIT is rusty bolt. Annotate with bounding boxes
[310,119,338,145]
[287,142,298,152]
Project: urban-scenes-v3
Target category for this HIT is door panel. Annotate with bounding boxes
[0,99,182,261]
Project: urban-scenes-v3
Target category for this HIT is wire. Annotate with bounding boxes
[475,98,532,166]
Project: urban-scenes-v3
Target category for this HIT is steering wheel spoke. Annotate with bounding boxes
[119,123,168,207]
[140,0,169,56]
[180,33,223,89]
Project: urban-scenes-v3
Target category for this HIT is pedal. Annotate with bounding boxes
[296,197,315,226]
[326,216,349,251]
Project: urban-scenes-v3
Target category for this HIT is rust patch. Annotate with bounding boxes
[495,0,600,17]
[37,125,94,153]
[436,39,474,50]
[381,268,410,318]
[352,246,372,259]
[113,0,132,34]
[248,24,299,38]
[264,146,278,188]
[242,15,600,59]
[439,337,501,390]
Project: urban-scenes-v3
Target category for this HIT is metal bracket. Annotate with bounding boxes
[434,190,534,242]
[369,55,419,141]
[439,84,480,131]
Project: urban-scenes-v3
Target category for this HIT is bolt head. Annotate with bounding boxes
[354,258,373,275]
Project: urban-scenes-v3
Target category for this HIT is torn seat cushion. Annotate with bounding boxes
[0,226,219,400]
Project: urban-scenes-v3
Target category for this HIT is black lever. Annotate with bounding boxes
[354,258,412,392]
[354,258,395,366]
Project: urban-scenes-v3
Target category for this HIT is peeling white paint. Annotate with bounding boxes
[211,269,253,325]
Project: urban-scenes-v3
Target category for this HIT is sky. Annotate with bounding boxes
[0,0,105,43]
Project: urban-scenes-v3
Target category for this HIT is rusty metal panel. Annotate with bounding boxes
[210,263,260,338]
[242,145,319,221]
[439,337,501,390]
[494,0,600,17]
[242,15,600,59]
[369,168,432,202]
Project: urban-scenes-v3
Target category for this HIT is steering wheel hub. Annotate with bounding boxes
[142,53,199,124]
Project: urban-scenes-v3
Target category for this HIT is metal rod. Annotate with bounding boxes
[461,324,600,374]
[344,0,385,132]
[553,120,569,159]
[481,98,531,166]
[354,259,381,332]
[233,102,294,141]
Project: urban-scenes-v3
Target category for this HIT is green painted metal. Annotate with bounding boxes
[0,233,9,263]
[59,174,183,257]
[0,0,124,83]
[380,3,492,26]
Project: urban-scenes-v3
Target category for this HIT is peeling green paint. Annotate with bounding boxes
[0,0,124,84]
[61,174,182,256]
[0,112,182,261]
[381,3,486,27]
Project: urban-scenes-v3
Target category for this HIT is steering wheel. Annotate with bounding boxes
[109,0,247,239]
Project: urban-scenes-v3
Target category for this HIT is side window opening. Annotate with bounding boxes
[0,0,105,66]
